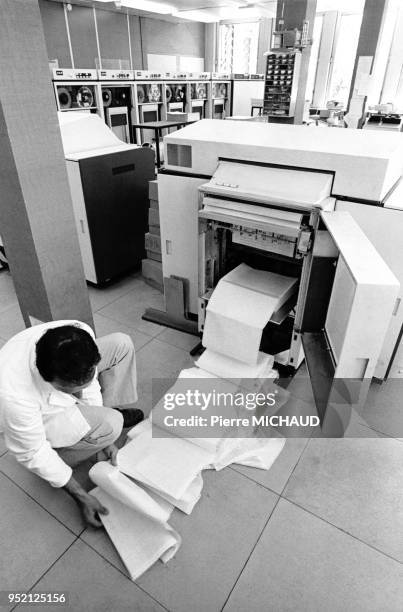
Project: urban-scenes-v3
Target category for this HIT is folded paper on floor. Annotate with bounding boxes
[89,462,181,581]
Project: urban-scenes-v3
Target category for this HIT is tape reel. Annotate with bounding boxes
[114,88,129,106]
[219,83,227,97]
[148,84,161,102]
[197,83,207,99]
[165,85,173,102]
[137,85,145,104]
[174,86,186,102]
[58,87,72,109]
[76,86,94,108]
[102,88,112,107]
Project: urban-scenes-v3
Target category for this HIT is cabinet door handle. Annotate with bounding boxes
[393,298,401,316]
[80,220,85,234]
[166,240,172,255]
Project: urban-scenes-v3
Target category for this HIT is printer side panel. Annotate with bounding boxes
[158,173,207,315]
[335,200,403,379]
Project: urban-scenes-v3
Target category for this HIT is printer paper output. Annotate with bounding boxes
[202,264,298,364]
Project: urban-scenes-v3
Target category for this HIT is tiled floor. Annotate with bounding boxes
[0,269,402,612]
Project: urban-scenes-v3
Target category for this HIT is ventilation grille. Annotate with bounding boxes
[167,143,192,168]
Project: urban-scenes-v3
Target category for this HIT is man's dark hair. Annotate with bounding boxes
[36,325,101,385]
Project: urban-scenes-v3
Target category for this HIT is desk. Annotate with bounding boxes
[132,120,196,168]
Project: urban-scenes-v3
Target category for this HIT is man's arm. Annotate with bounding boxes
[63,476,108,528]
[3,397,73,487]
[63,443,119,528]
[3,397,118,528]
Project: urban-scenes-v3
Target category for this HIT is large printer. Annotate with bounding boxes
[143,120,403,416]
[59,112,154,285]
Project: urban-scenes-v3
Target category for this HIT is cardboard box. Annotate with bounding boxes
[149,198,159,210]
[149,180,158,201]
[149,224,160,236]
[145,232,161,253]
[146,250,162,262]
[148,208,159,227]
[142,258,163,291]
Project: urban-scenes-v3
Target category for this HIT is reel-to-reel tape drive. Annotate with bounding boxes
[56,85,96,110]
[136,83,162,104]
[101,87,131,108]
[190,82,207,100]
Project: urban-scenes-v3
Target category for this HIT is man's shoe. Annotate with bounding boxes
[119,408,144,428]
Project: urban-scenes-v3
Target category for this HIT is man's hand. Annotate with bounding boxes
[103,443,119,466]
[63,475,108,528]
[78,493,109,528]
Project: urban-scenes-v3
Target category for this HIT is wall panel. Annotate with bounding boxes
[97,10,130,67]
[38,0,71,67]
[67,4,98,68]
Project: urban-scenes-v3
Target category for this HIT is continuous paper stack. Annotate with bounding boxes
[89,462,181,581]
[88,264,294,581]
[202,263,298,365]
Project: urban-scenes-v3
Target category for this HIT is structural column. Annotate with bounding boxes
[275,0,317,124]
[0,0,93,328]
[346,0,388,127]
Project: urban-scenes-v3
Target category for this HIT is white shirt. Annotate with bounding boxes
[0,320,103,487]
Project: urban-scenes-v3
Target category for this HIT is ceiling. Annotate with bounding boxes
[58,0,365,23]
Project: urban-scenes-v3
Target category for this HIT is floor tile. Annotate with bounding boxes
[283,437,403,561]
[135,338,194,416]
[156,327,200,352]
[27,539,166,612]
[98,279,165,338]
[358,378,403,439]
[88,273,146,312]
[0,473,75,594]
[223,498,403,612]
[137,469,278,612]
[0,453,85,535]
[0,303,25,340]
[83,468,278,612]
[231,437,310,494]
[94,313,152,351]
[285,362,315,404]
[0,271,18,313]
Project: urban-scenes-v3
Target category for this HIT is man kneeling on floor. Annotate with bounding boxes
[0,320,144,527]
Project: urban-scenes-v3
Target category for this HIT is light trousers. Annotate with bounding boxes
[57,332,137,468]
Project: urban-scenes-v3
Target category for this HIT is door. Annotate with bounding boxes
[335,199,403,379]
[301,211,399,435]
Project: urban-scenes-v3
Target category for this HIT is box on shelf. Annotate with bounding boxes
[142,258,163,291]
[145,232,161,253]
[149,180,158,201]
[148,208,160,227]
[146,250,162,262]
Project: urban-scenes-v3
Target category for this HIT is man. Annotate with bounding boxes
[0,320,143,528]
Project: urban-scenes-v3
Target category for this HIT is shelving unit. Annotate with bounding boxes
[263,50,301,118]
